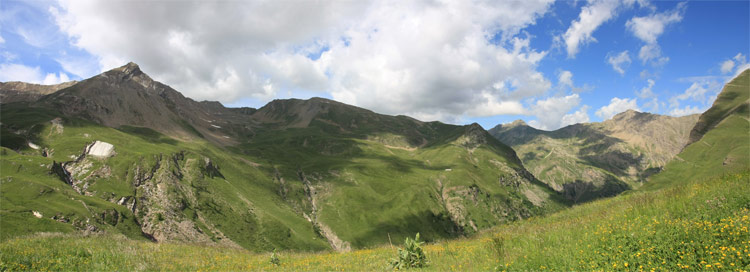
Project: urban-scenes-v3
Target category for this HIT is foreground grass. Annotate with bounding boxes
[2,170,749,271]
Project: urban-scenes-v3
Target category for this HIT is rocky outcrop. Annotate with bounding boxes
[298,170,351,252]
[50,141,114,194]
[130,152,239,248]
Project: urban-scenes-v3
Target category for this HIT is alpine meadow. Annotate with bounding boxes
[0,0,749,271]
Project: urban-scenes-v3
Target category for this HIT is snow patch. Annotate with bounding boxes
[86,141,115,158]
[211,124,221,128]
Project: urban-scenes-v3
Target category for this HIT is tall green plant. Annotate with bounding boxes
[389,233,428,270]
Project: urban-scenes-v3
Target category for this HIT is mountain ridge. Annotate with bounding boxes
[0,62,565,251]
[490,108,699,202]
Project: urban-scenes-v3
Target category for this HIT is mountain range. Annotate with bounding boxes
[1,63,747,253]
[0,63,563,251]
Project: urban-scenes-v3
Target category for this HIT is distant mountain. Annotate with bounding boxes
[0,63,565,251]
[490,109,698,203]
[0,81,77,103]
[644,69,749,189]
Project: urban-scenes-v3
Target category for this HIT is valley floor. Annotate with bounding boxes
[2,170,749,271]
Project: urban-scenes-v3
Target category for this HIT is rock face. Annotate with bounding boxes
[490,110,699,202]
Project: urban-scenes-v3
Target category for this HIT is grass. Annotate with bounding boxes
[644,70,749,191]
[1,101,564,252]
[2,169,747,271]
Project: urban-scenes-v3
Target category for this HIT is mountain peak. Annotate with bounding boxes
[111,62,142,76]
[612,109,644,120]
[509,119,527,127]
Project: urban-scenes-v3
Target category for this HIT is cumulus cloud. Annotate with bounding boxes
[669,105,702,117]
[561,0,621,58]
[51,0,363,101]
[558,70,574,88]
[50,0,556,121]
[527,94,589,130]
[721,53,748,75]
[721,59,736,74]
[561,105,591,127]
[322,1,553,121]
[595,97,639,120]
[636,79,655,98]
[626,2,685,65]
[0,63,70,84]
[666,79,723,117]
[636,79,659,112]
[669,81,721,108]
[606,50,631,75]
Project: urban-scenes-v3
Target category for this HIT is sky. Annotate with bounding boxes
[0,0,748,130]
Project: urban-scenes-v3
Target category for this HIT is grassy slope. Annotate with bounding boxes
[234,119,564,248]
[1,101,564,251]
[643,70,749,191]
[2,170,747,271]
[0,103,329,251]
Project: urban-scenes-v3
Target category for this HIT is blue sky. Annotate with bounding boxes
[1,0,748,130]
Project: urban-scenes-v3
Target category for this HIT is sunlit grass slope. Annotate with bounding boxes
[644,69,749,190]
[0,103,329,251]
[1,100,564,251]
[3,169,747,271]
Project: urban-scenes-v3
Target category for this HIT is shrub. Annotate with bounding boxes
[389,233,428,270]
[269,250,280,266]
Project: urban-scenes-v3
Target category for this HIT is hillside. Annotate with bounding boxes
[490,110,698,202]
[644,69,750,189]
[2,167,746,270]
[0,63,565,251]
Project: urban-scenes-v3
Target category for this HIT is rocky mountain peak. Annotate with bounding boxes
[98,62,155,89]
[508,119,528,127]
[612,109,641,119]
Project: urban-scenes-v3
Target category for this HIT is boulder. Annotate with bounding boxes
[86,141,115,158]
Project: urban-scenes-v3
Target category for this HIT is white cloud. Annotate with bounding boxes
[636,79,658,112]
[625,4,683,44]
[626,2,685,65]
[721,59,735,74]
[558,70,574,88]
[606,50,631,75]
[0,63,70,84]
[637,43,669,66]
[51,0,556,121]
[669,81,721,107]
[561,0,621,58]
[667,79,722,117]
[595,97,639,120]
[528,94,588,130]
[306,1,555,120]
[0,35,4,44]
[636,79,655,98]
[669,105,702,117]
[721,53,748,75]
[561,105,590,127]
